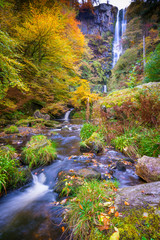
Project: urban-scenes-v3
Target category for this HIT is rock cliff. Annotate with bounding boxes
[78,3,117,36]
[78,4,117,91]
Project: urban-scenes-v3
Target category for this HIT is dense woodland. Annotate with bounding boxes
[0,0,159,119]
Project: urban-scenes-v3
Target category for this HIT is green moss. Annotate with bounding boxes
[4,125,19,134]
[65,179,160,240]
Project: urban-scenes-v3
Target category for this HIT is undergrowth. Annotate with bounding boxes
[65,180,160,240]
[0,145,27,195]
[111,126,160,158]
[66,180,119,240]
[93,84,160,158]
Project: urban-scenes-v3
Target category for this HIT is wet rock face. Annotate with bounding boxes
[136,156,160,182]
[115,181,160,208]
[78,4,117,35]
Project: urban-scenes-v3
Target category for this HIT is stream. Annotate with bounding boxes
[0,119,143,240]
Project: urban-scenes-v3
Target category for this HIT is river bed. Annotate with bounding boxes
[0,120,143,240]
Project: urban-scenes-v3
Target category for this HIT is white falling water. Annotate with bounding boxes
[103,85,107,93]
[64,108,74,122]
[112,9,127,68]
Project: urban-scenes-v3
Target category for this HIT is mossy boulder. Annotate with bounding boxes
[54,170,84,195]
[80,132,104,153]
[55,168,101,196]
[22,135,57,169]
[136,156,160,182]
[4,125,19,134]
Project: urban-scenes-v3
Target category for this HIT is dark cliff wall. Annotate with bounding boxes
[78,3,117,36]
[78,4,117,91]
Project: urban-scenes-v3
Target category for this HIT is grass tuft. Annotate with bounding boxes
[22,135,57,168]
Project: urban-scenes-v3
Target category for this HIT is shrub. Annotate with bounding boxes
[80,123,99,141]
[22,135,57,168]
[144,43,160,83]
[4,125,19,134]
[111,127,160,158]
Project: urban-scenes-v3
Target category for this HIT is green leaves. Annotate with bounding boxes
[144,43,160,83]
[0,30,28,102]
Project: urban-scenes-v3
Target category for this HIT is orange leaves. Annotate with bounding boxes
[98,213,110,231]
[124,201,130,206]
[114,211,119,217]
[79,204,83,210]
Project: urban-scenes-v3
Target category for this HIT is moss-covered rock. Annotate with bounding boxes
[80,132,104,153]
[4,125,19,134]
[22,135,57,169]
[55,168,101,196]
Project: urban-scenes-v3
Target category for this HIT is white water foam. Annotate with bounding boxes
[0,173,49,223]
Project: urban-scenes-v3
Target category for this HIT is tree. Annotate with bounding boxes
[0,30,27,107]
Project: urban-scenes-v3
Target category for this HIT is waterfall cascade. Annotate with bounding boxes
[112,9,127,68]
[64,108,74,122]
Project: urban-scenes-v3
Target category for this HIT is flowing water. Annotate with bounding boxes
[112,9,127,67]
[0,112,143,240]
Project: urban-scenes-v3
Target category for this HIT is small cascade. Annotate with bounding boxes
[103,85,107,93]
[0,173,49,225]
[64,108,74,122]
[112,9,127,68]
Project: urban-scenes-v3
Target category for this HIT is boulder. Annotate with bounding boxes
[115,181,160,208]
[80,132,104,154]
[54,168,101,195]
[34,110,50,120]
[136,156,160,182]
[76,168,101,179]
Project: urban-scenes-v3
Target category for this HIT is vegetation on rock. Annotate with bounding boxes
[4,125,19,134]
[22,135,57,169]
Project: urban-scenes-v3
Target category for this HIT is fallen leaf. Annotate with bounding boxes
[109,231,119,240]
[108,206,115,214]
[114,211,119,217]
[79,204,83,210]
[98,224,110,231]
[60,199,68,205]
[103,201,113,207]
[142,212,148,218]
[124,201,130,206]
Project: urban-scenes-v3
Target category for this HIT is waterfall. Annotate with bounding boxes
[103,85,107,93]
[64,108,74,122]
[112,9,127,68]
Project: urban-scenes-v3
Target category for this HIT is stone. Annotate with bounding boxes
[136,156,160,182]
[80,132,104,154]
[34,110,50,120]
[115,181,160,208]
[76,168,101,180]
[116,161,126,171]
